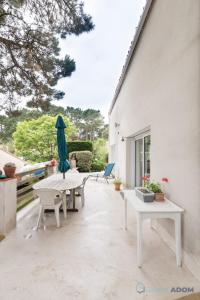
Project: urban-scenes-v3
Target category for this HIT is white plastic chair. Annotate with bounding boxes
[35,188,67,229]
[75,177,89,207]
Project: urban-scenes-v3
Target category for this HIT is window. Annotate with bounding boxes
[135,134,151,186]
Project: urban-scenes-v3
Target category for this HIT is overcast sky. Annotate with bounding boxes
[54,0,147,121]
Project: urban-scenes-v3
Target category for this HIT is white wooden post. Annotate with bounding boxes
[0,178,17,235]
[46,165,55,177]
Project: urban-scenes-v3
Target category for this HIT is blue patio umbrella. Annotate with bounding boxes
[55,116,70,179]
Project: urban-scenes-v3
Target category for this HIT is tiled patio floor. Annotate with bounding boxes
[0,179,199,300]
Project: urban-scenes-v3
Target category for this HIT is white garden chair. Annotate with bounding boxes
[35,188,67,229]
[75,176,89,207]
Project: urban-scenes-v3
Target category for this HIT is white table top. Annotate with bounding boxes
[122,190,184,213]
[33,171,87,191]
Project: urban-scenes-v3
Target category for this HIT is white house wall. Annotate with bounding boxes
[109,0,200,270]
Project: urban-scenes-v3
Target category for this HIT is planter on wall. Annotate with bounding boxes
[135,187,154,202]
[3,167,16,178]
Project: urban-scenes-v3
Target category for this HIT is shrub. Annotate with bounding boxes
[93,138,108,163]
[69,151,92,172]
[67,141,93,155]
[91,160,105,172]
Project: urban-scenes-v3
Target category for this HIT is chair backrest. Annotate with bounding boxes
[35,188,62,206]
[82,176,89,186]
[77,176,89,189]
[103,163,115,177]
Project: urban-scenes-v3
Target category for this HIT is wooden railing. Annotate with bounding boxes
[16,166,48,178]
[16,165,54,211]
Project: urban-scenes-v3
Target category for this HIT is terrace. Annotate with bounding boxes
[1,0,200,299]
[0,178,199,300]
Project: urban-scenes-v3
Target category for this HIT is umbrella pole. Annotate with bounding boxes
[63,172,65,179]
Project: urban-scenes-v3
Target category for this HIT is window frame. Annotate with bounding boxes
[134,132,151,187]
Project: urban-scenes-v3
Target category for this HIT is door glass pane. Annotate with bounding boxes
[144,135,151,177]
[135,139,143,186]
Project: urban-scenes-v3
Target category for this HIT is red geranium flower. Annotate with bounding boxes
[162,177,168,183]
[142,176,150,181]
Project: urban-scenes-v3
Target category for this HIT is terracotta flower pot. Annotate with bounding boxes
[3,167,16,178]
[50,160,56,167]
[114,183,121,191]
[155,192,165,201]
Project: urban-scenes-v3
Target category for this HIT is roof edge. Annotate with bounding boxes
[0,148,25,163]
[108,0,153,115]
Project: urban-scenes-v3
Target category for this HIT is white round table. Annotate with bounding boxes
[33,170,87,211]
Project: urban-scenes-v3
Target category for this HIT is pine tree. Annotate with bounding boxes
[0,0,94,111]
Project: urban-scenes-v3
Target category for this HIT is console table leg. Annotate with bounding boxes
[175,213,182,267]
[137,213,143,268]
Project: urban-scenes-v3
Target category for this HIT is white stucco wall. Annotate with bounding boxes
[109,0,200,264]
[0,179,17,235]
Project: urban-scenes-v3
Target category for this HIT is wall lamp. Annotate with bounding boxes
[121,136,132,142]
[114,122,120,128]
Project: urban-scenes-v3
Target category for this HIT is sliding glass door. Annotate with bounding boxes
[135,138,143,187]
[144,135,151,178]
[135,134,151,186]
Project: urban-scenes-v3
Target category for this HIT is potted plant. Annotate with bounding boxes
[141,176,169,201]
[3,162,16,178]
[148,182,164,201]
[135,187,154,202]
[135,176,154,202]
[113,178,122,191]
[50,159,56,167]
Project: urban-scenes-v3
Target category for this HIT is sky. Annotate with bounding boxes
[54,0,147,121]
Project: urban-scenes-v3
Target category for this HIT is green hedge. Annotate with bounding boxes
[67,141,93,155]
[69,151,93,172]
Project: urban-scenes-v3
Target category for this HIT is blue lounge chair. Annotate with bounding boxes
[90,163,115,183]
[33,169,45,178]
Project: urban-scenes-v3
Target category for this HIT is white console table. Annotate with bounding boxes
[122,190,184,268]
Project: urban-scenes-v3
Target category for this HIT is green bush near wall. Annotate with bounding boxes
[69,151,93,172]
[91,160,105,172]
[67,141,93,155]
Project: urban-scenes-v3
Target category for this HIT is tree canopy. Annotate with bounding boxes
[13,115,76,162]
[66,107,106,140]
[0,105,108,144]
[0,0,94,111]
